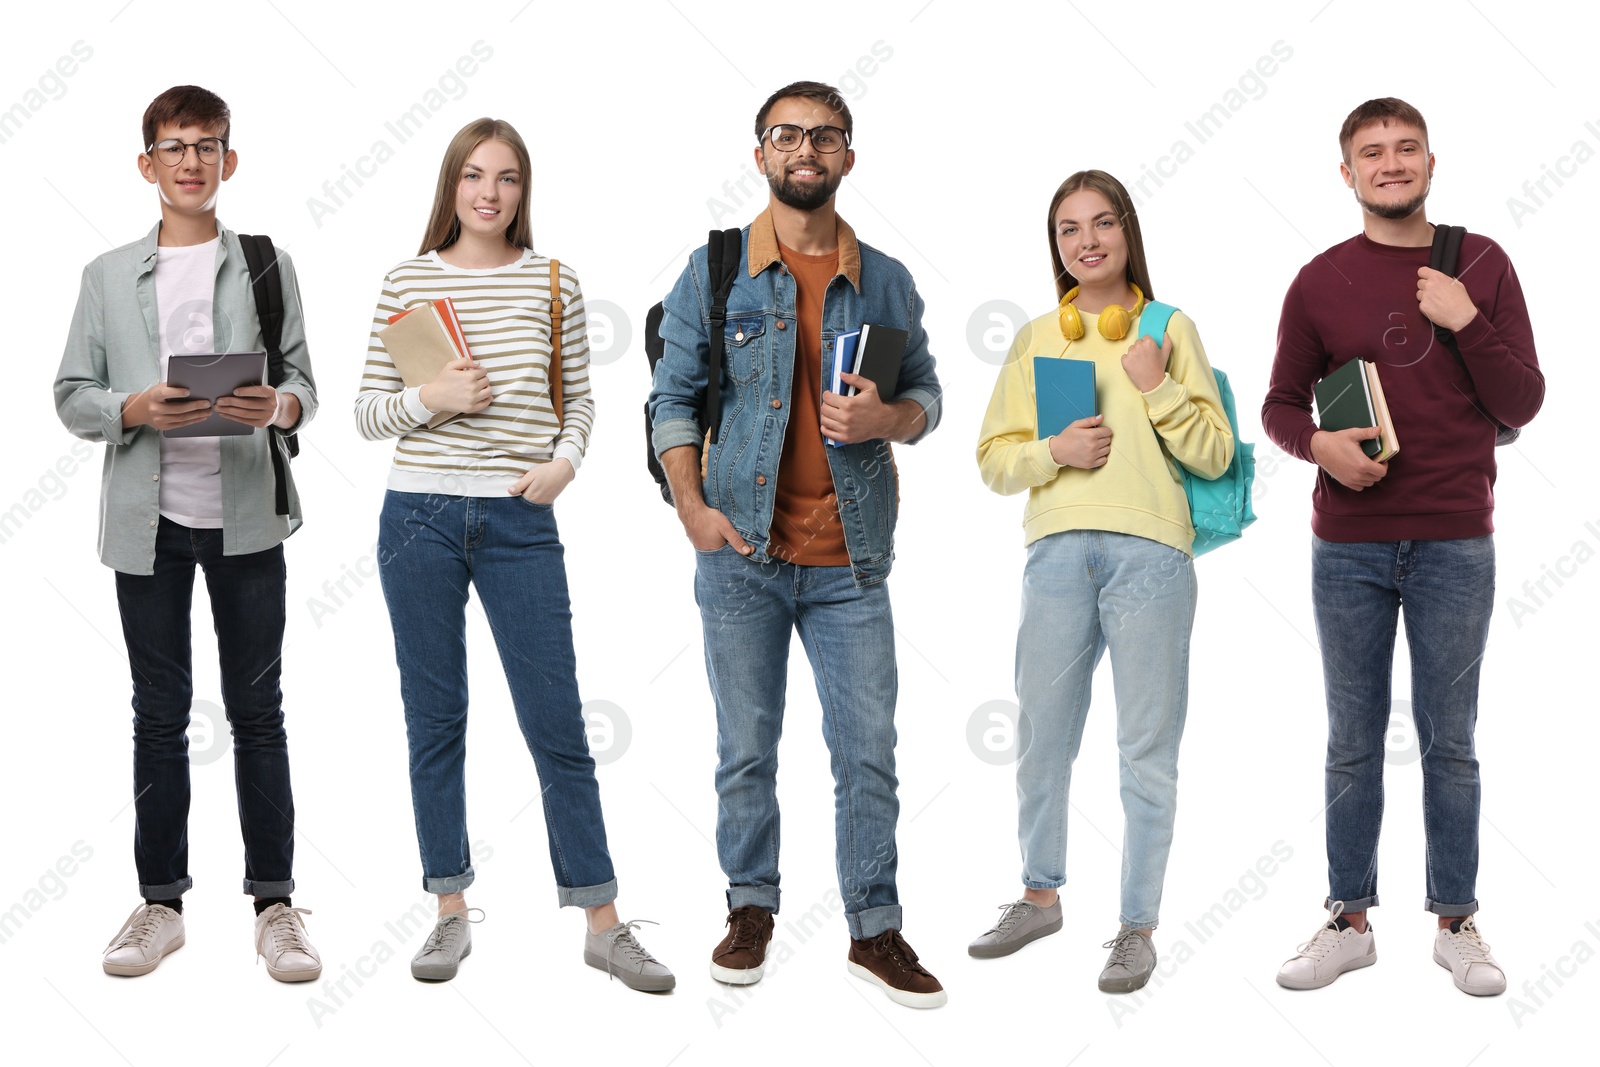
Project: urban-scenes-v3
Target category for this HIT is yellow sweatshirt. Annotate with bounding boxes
[976,305,1234,555]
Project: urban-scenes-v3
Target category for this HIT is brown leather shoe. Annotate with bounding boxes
[709,905,774,985]
[847,929,948,1008]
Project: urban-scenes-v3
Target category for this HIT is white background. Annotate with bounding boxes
[3,2,1595,1064]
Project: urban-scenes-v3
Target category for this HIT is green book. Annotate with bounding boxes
[1314,358,1397,461]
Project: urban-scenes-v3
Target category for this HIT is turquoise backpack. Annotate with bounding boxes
[1138,302,1256,556]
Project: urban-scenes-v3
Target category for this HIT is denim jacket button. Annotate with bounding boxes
[771,399,781,409]
[755,475,767,486]
[775,319,787,330]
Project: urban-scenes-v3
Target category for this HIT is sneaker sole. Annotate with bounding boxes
[1099,962,1155,994]
[584,950,676,992]
[846,961,948,1009]
[1433,949,1506,996]
[102,934,185,977]
[265,958,323,983]
[709,960,764,985]
[968,917,1063,959]
[1275,947,1376,990]
[412,941,471,982]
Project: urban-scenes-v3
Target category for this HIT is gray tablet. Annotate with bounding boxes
[163,351,268,438]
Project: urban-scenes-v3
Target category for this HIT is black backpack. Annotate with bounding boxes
[236,234,300,516]
[1428,224,1518,447]
[643,228,742,504]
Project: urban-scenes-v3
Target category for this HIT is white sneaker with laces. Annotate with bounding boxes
[1434,917,1506,996]
[1276,901,1376,990]
[102,903,185,976]
[254,904,322,983]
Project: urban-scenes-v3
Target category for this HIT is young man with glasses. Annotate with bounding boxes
[54,85,321,981]
[1261,97,1542,996]
[649,80,946,1008]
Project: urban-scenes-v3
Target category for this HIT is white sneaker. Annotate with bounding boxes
[102,903,185,976]
[1276,902,1376,990]
[254,904,322,983]
[1434,917,1506,996]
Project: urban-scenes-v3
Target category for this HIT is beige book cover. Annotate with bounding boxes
[379,305,462,429]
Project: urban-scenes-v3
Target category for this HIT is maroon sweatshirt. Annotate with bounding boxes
[1261,231,1543,541]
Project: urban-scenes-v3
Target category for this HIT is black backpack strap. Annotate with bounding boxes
[237,234,297,515]
[1427,224,1519,446]
[702,227,743,444]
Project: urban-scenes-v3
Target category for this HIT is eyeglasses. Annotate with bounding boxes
[760,124,850,154]
[146,137,227,167]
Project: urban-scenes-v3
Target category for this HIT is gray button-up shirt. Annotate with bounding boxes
[53,221,317,574]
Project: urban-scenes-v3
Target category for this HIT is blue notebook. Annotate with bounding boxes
[827,330,862,447]
[1033,357,1097,437]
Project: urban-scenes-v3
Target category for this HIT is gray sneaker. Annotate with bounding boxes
[585,919,675,992]
[411,909,482,982]
[968,899,1064,959]
[1098,928,1156,993]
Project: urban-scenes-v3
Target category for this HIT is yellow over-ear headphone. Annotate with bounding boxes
[1058,283,1145,341]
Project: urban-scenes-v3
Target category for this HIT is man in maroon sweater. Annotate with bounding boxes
[1262,98,1542,997]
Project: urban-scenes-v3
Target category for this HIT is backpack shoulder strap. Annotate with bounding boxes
[235,233,295,515]
[701,227,744,444]
[547,257,563,422]
[1138,300,1179,346]
[1429,223,1466,277]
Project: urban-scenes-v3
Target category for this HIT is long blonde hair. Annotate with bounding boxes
[418,118,534,255]
[1046,170,1155,301]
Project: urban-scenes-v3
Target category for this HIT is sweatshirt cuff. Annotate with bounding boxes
[401,386,433,425]
[1140,373,1186,420]
[1031,436,1063,481]
[1450,309,1493,349]
[553,441,584,473]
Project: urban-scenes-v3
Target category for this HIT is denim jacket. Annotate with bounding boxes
[53,221,317,575]
[649,211,941,585]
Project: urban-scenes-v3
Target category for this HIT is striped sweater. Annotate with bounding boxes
[355,248,594,495]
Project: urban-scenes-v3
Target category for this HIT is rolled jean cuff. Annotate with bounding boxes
[1426,897,1479,918]
[423,867,476,895]
[1022,877,1065,891]
[1325,893,1378,913]
[727,884,781,915]
[243,878,295,898]
[847,904,903,941]
[139,875,193,899]
[557,878,618,909]
[1120,914,1159,931]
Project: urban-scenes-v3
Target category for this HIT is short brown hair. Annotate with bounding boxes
[1339,97,1428,163]
[1046,170,1156,302]
[142,85,230,150]
[754,81,853,143]
[418,118,534,256]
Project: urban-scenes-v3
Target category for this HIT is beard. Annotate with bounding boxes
[766,161,842,211]
[1356,174,1430,220]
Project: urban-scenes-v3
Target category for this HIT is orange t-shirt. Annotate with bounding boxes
[768,242,849,566]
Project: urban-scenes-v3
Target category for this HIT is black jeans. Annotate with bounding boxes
[115,517,296,898]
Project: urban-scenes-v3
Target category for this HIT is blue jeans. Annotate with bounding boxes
[694,545,901,939]
[114,518,295,899]
[1312,535,1493,916]
[377,491,616,906]
[1014,531,1196,929]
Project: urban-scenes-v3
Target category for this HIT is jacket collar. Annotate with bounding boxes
[136,219,230,277]
[747,207,861,291]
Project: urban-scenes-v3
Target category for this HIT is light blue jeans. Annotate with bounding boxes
[1014,530,1196,929]
[694,544,902,940]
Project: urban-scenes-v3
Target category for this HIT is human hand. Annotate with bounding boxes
[122,383,211,431]
[1310,427,1389,490]
[214,384,280,428]
[822,373,894,444]
[1121,332,1171,392]
[509,458,574,505]
[420,356,491,415]
[1048,414,1113,469]
[1416,266,1477,332]
[680,501,752,554]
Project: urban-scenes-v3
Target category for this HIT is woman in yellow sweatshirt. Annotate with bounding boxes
[968,170,1233,993]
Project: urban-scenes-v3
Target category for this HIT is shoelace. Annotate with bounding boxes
[724,910,764,951]
[867,930,928,975]
[987,901,1036,937]
[1445,919,1495,965]
[255,906,314,961]
[1294,901,1349,961]
[1100,930,1146,967]
[420,908,485,956]
[105,903,171,953]
[598,919,662,981]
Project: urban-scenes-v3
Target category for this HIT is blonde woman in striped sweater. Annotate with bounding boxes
[355,118,672,992]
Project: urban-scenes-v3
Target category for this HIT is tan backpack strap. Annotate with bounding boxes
[548,258,564,424]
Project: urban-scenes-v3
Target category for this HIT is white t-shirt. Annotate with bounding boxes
[155,237,224,528]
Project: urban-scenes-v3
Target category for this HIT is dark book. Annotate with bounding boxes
[1314,358,1397,461]
[844,323,906,400]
